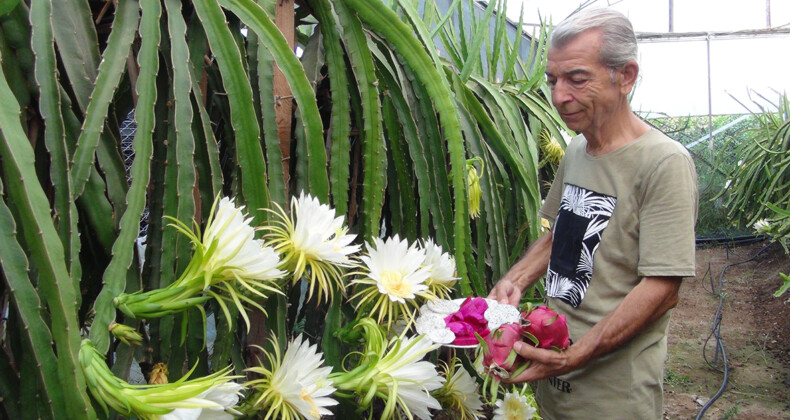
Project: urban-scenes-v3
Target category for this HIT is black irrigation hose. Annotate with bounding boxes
[695,234,767,247]
[695,243,772,419]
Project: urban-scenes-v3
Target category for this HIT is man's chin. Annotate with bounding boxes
[561,120,584,132]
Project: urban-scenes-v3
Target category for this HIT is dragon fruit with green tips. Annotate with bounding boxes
[476,304,570,402]
[520,305,570,350]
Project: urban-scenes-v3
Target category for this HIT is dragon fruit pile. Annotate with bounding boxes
[477,304,570,401]
[443,297,491,345]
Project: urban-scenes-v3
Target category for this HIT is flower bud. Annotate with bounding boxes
[109,322,143,347]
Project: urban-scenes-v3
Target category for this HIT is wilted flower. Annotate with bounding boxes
[109,322,143,347]
[493,386,538,420]
[114,196,285,332]
[148,363,169,385]
[245,334,337,420]
[432,359,483,420]
[350,235,436,329]
[540,218,551,234]
[263,191,360,302]
[420,239,458,299]
[466,159,484,219]
[79,339,243,420]
[332,324,443,420]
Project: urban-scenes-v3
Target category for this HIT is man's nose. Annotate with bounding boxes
[551,80,573,105]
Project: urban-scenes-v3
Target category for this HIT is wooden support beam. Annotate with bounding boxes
[246,0,296,359]
[275,0,295,195]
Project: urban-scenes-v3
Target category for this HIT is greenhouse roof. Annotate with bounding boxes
[502,0,790,116]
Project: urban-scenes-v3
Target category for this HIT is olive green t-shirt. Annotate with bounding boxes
[535,128,698,420]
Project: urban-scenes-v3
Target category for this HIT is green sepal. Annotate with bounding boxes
[474,331,489,354]
[510,359,531,378]
[503,348,519,367]
[519,301,535,314]
[522,331,539,347]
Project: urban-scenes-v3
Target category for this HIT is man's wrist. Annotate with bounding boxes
[501,275,524,291]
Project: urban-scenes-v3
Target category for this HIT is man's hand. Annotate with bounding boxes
[487,278,523,306]
[504,276,681,383]
[505,342,579,383]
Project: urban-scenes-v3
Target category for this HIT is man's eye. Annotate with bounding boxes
[570,78,587,85]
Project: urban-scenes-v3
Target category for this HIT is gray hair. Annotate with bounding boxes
[550,8,638,70]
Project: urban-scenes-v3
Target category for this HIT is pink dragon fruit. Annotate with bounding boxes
[520,305,570,350]
[474,305,570,402]
[444,297,490,345]
[476,322,531,403]
[482,323,523,374]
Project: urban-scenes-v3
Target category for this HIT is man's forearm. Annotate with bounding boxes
[502,232,553,290]
[508,275,682,382]
[566,276,681,369]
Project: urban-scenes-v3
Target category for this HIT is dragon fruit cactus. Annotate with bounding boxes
[520,305,570,350]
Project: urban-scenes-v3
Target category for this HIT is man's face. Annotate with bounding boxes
[545,29,624,134]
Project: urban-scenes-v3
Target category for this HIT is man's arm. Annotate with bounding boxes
[507,275,681,382]
[487,232,553,306]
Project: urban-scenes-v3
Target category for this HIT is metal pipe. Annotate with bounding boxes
[705,34,713,161]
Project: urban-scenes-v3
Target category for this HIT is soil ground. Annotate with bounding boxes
[662,241,790,419]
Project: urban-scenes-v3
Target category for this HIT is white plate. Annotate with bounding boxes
[416,298,521,348]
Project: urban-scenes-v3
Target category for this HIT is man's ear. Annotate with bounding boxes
[619,60,639,94]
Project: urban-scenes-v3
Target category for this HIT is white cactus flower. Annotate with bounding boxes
[493,391,537,420]
[421,239,458,287]
[246,334,338,420]
[351,235,436,328]
[263,191,360,302]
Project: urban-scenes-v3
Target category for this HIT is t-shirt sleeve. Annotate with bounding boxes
[637,151,698,277]
[539,156,566,224]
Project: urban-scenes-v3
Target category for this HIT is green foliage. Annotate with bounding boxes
[647,114,759,238]
[717,92,790,244]
[663,369,692,388]
[0,0,565,417]
[775,273,790,302]
[648,92,790,246]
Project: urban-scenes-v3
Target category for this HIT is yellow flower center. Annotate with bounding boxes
[504,397,525,420]
[380,270,412,299]
[300,388,320,418]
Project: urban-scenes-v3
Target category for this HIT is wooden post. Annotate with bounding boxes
[246,0,296,357]
[275,0,295,194]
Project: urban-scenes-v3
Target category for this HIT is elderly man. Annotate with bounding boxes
[488,8,698,420]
